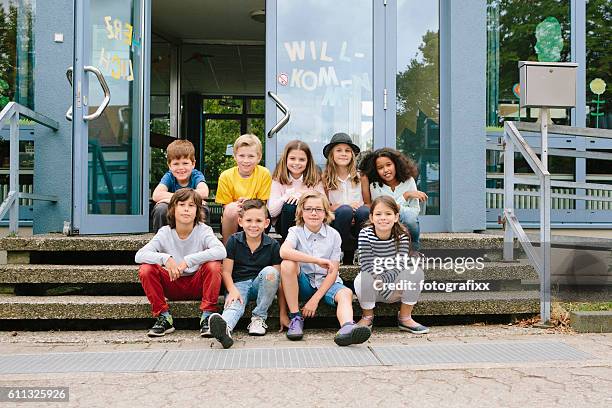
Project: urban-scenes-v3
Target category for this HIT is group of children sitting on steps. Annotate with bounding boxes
[135,133,429,349]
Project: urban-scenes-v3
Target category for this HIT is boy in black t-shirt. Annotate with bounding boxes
[208,199,281,349]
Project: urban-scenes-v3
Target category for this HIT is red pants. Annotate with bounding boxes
[138,262,222,317]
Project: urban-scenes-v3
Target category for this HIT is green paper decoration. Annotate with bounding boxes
[535,16,563,62]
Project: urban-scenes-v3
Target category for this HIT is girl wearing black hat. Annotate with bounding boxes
[322,133,370,265]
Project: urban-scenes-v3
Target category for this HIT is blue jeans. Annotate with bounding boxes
[275,203,297,241]
[331,204,370,252]
[221,266,280,331]
[297,271,347,307]
[400,207,420,251]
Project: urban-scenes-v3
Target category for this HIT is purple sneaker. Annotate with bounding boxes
[286,316,304,341]
[334,321,371,346]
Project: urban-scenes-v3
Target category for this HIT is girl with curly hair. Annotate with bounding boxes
[359,148,427,253]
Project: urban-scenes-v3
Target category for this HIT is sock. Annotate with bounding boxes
[288,311,302,319]
[200,311,212,324]
[161,311,173,325]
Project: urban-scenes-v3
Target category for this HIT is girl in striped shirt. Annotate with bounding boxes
[354,196,429,334]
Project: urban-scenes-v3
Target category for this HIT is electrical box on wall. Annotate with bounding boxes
[519,61,578,108]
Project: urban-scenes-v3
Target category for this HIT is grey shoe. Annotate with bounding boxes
[247,316,268,336]
[334,321,371,346]
[286,315,304,341]
[398,321,430,334]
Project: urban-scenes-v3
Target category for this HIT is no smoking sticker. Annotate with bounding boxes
[278,72,288,86]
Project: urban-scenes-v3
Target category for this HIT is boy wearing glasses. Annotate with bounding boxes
[279,191,371,346]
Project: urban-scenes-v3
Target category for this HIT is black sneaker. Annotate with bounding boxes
[209,313,234,349]
[147,315,175,337]
[200,315,212,338]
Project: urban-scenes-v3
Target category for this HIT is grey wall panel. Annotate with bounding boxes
[444,0,487,231]
[33,0,74,233]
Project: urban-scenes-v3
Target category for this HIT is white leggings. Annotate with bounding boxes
[354,271,422,310]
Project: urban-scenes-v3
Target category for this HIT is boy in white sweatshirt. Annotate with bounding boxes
[135,188,226,337]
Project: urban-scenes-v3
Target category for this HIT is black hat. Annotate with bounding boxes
[322,132,360,159]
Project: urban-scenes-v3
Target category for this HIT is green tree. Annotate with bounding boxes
[203,118,241,191]
[396,30,439,156]
[0,2,17,105]
[490,0,571,103]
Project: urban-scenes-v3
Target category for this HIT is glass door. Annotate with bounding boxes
[71,0,150,234]
[265,0,385,168]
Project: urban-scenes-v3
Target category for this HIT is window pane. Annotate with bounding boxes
[88,0,143,215]
[276,0,373,165]
[586,0,611,129]
[203,119,241,194]
[487,0,571,127]
[0,0,35,109]
[396,0,440,215]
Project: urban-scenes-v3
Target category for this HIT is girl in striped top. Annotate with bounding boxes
[355,196,429,334]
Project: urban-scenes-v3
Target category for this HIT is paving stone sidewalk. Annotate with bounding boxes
[0,325,610,408]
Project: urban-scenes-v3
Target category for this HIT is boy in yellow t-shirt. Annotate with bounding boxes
[216,134,272,244]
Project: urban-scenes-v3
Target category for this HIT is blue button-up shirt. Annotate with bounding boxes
[285,224,342,288]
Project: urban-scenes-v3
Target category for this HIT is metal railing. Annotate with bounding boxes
[500,116,612,324]
[0,102,59,234]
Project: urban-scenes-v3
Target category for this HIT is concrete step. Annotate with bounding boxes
[0,291,540,319]
[0,232,504,253]
[0,261,538,284]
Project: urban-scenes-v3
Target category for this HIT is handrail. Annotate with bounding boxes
[514,121,612,139]
[0,102,59,235]
[505,122,550,179]
[1,102,59,130]
[503,119,551,325]
[88,140,117,213]
[502,117,612,325]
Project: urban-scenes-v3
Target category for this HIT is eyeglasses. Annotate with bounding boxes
[303,207,325,214]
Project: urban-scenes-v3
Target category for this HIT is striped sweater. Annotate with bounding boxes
[357,226,412,300]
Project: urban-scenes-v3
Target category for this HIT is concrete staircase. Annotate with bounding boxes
[0,233,540,329]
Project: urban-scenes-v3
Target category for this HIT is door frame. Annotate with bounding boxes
[71,0,151,234]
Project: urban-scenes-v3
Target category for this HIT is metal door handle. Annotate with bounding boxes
[66,67,73,121]
[267,91,290,138]
[65,66,111,121]
[83,66,111,121]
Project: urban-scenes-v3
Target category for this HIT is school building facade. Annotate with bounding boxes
[0,0,610,235]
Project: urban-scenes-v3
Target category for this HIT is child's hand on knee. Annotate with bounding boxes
[403,191,428,202]
[164,257,181,281]
[224,287,244,308]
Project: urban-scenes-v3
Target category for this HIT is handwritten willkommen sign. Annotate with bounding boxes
[282,40,371,107]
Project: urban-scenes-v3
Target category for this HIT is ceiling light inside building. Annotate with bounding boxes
[249,9,265,23]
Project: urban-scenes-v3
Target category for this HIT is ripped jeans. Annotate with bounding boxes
[221,266,280,331]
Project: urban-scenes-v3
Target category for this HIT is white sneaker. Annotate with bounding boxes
[247,316,268,336]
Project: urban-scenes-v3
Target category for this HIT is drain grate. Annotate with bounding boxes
[156,347,380,371]
[371,342,592,366]
[0,342,592,374]
[0,351,165,374]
